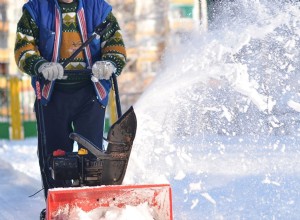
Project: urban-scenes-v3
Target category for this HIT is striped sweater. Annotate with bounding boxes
[14,0,126,90]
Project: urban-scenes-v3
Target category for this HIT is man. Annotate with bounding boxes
[14,0,126,216]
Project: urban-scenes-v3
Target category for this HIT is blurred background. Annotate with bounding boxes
[0,0,216,140]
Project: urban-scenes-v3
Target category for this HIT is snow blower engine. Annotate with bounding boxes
[50,141,123,187]
[49,107,137,187]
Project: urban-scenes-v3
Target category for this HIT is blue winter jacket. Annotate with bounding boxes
[23,0,112,106]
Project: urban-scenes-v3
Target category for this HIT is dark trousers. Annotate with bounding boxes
[34,83,106,198]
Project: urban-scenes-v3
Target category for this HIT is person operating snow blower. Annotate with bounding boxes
[14,0,127,216]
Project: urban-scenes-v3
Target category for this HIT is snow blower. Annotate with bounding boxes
[35,21,173,219]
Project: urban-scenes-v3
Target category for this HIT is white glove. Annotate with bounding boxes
[92,61,116,80]
[38,62,64,81]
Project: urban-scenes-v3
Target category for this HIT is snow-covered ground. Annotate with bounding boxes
[0,138,44,219]
[1,0,300,219]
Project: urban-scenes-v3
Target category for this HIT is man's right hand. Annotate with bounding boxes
[38,62,64,81]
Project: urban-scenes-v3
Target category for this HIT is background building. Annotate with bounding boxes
[111,0,209,109]
[0,0,9,76]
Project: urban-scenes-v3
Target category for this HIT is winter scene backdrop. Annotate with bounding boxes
[1,0,300,219]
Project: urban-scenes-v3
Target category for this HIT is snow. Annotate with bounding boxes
[1,0,300,219]
[0,139,44,220]
[51,203,155,220]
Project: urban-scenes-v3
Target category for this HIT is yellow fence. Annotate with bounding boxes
[0,75,36,139]
[10,77,22,139]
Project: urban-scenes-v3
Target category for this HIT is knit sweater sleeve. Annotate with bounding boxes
[14,9,48,76]
[101,12,127,76]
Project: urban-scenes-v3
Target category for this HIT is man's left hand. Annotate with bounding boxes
[92,61,116,80]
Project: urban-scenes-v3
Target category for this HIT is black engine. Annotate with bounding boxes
[50,107,137,187]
